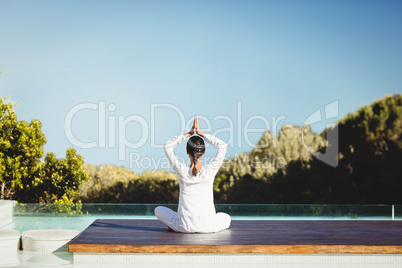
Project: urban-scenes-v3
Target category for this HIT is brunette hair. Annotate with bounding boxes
[186,135,205,176]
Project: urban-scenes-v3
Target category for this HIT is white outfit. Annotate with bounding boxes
[154,133,231,233]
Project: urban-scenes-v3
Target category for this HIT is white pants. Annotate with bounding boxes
[154,206,179,231]
[154,206,231,233]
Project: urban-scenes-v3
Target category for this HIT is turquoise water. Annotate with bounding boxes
[14,203,400,217]
[11,215,152,233]
[5,203,400,233]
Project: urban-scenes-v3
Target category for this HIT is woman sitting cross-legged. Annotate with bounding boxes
[154,116,231,233]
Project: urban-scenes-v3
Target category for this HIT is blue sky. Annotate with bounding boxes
[1,0,401,173]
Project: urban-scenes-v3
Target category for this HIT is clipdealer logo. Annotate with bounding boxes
[64,100,339,169]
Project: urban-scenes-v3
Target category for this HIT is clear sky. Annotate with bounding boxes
[1,0,401,173]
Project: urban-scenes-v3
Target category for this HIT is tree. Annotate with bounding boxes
[20,148,88,203]
[0,97,46,199]
[0,96,88,203]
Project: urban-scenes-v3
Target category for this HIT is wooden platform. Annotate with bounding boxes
[68,219,402,254]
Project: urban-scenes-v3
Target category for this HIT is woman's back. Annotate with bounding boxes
[178,165,216,228]
[155,126,231,233]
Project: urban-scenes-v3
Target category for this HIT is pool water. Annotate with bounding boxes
[11,215,153,233]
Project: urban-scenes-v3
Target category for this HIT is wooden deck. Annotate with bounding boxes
[68,219,402,254]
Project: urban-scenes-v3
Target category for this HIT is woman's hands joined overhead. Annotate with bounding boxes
[185,117,205,137]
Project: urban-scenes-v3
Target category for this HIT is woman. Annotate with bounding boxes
[154,117,231,233]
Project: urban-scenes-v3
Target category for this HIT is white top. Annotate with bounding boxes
[164,133,227,233]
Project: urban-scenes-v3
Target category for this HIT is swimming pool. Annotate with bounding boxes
[7,203,401,233]
[13,203,401,216]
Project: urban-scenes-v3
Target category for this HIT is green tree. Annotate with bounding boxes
[0,97,46,199]
[22,148,88,203]
[0,96,88,204]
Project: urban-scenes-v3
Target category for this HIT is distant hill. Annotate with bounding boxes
[215,94,402,203]
[217,124,327,181]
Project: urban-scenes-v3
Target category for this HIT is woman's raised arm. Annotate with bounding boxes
[164,134,187,174]
[163,117,198,174]
[203,133,227,173]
